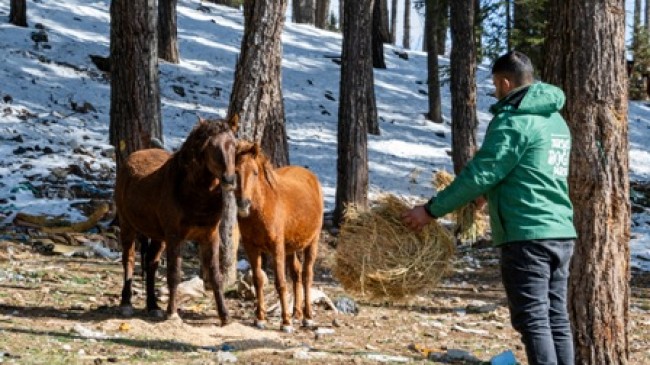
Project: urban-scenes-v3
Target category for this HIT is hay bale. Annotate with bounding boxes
[432,170,488,243]
[334,195,455,299]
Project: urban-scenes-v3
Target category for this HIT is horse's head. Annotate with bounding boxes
[235,141,274,217]
[182,114,239,191]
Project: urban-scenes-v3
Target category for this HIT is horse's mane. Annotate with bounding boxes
[236,140,277,189]
[174,118,232,179]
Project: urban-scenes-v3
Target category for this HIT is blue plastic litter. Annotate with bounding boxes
[490,350,517,365]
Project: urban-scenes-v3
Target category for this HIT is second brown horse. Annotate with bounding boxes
[235,141,324,333]
[114,116,238,325]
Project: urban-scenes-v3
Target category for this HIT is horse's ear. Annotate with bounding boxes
[228,113,239,133]
[198,116,206,125]
[253,143,262,157]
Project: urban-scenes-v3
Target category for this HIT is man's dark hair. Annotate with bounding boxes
[491,51,535,86]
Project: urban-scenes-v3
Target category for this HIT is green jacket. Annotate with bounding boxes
[427,82,577,245]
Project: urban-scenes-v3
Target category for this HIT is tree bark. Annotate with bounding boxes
[315,0,330,29]
[109,0,162,170]
[158,0,179,64]
[372,0,387,69]
[229,0,289,167]
[380,0,390,40]
[9,0,27,27]
[632,0,642,33]
[293,0,315,24]
[449,0,477,174]
[426,0,442,123]
[474,0,482,64]
[403,0,411,49]
[646,0,650,30]
[436,0,448,55]
[543,1,630,364]
[219,191,239,287]
[339,0,344,31]
[506,0,511,51]
[390,0,398,44]
[333,0,375,226]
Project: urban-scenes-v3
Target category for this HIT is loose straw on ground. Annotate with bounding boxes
[334,195,455,299]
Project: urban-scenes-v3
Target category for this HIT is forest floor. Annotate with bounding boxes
[0,228,649,365]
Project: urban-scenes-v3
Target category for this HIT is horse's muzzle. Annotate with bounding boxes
[237,199,251,217]
[221,174,237,191]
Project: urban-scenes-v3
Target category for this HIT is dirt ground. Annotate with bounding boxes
[0,229,648,365]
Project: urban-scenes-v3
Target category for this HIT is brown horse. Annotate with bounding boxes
[114,115,238,325]
[235,141,324,333]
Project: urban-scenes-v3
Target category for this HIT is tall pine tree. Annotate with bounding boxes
[543,0,630,363]
[334,0,376,226]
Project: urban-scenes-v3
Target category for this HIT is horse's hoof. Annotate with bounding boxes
[119,306,134,317]
[281,325,294,334]
[220,317,230,327]
[302,319,315,328]
[254,320,266,330]
[167,312,182,322]
[149,309,165,319]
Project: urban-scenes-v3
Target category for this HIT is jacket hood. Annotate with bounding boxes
[490,82,565,116]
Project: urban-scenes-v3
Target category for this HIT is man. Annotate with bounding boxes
[402,51,577,365]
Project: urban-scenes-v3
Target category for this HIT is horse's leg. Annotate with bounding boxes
[145,240,165,317]
[165,240,183,320]
[197,242,212,291]
[200,238,230,326]
[302,237,319,327]
[119,223,137,317]
[244,244,267,329]
[138,235,149,280]
[286,252,303,322]
[272,243,292,333]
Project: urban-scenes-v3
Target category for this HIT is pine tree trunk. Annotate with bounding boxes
[390,0,398,44]
[372,0,387,69]
[380,0,390,40]
[293,0,315,24]
[9,0,27,27]
[229,0,289,167]
[436,0,448,55]
[634,0,642,33]
[403,0,411,49]
[449,0,477,174]
[158,0,179,64]
[425,0,442,123]
[109,0,162,170]
[474,0,482,64]
[506,0,511,51]
[219,190,238,287]
[315,0,330,29]
[333,0,375,226]
[543,1,630,364]
[646,0,650,30]
[339,0,344,31]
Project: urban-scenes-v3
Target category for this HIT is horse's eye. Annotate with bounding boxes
[253,170,259,176]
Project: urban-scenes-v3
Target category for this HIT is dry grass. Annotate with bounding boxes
[334,195,455,299]
[433,170,488,243]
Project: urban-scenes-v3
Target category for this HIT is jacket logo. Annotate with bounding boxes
[548,136,570,177]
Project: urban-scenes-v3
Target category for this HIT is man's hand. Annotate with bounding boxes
[401,205,435,232]
[474,196,486,210]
